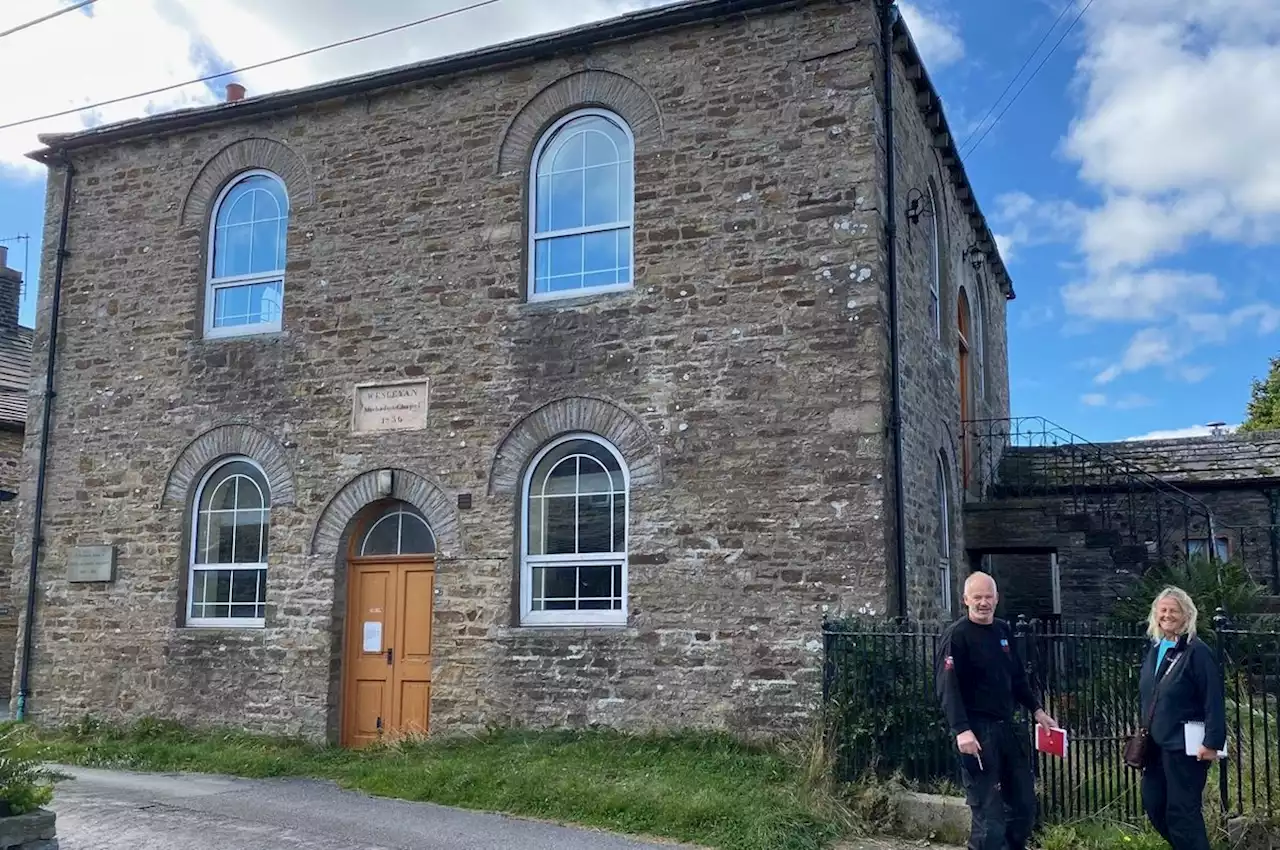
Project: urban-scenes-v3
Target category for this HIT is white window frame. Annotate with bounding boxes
[1186,536,1229,562]
[205,169,288,339]
[359,505,436,557]
[973,277,986,397]
[187,457,270,628]
[937,452,952,615]
[927,184,942,340]
[527,108,635,304]
[520,432,630,627]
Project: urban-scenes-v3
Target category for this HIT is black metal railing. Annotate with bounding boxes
[961,416,1219,569]
[823,613,1280,826]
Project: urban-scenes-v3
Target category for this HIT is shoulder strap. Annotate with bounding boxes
[1146,640,1187,724]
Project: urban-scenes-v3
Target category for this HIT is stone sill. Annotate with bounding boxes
[0,807,57,850]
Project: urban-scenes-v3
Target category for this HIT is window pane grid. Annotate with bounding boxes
[190,460,271,626]
[359,506,436,556]
[208,173,288,334]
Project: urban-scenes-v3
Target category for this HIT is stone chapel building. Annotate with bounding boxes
[14,0,1012,741]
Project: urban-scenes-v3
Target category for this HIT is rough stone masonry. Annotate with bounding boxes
[12,0,1012,740]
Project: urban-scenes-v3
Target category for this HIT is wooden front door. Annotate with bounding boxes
[342,558,435,747]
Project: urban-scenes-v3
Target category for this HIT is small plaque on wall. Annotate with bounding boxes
[67,545,116,583]
[352,379,430,434]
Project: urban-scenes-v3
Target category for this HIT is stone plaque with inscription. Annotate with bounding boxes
[352,379,430,433]
[68,545,116,583]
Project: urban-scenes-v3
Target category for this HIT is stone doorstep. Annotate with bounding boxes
[892,791,969,847]
[0,808,57,850]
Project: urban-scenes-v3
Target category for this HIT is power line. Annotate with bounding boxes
[957,0,1076,153]
[963,0,1096,159]
[0,0,101,40]
[0,0,504,134]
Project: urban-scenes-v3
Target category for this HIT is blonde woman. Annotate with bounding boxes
[1137,587,1226,850]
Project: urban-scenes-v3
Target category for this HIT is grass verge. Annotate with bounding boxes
[12,717,855,850]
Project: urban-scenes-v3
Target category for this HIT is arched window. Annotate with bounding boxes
[359,503,436,557]
[927,184,942,340]
[206,171,288,337]
[973,278,987,398]
[937,452,952,615]
[188,458,270,627]
[528,109,634,301]
[521,434,629,626]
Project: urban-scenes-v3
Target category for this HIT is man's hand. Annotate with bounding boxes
[956,730,981,756]
[1197,745,1218,762]
[1034,709,1057,730]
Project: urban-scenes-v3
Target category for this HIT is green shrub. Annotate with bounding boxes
[0,726,60,815]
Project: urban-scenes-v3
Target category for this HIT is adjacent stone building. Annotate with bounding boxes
[0,246,33,704]
[15,0,1013,741]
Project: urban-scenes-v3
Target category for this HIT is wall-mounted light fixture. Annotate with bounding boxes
[905,188,927,225]
[962,242,986,269]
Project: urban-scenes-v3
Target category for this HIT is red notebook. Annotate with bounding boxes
[1036,726,1068,758]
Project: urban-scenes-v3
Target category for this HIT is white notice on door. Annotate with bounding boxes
[363,621,382,653]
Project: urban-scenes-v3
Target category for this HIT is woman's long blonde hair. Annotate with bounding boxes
[1147,585,1198,641]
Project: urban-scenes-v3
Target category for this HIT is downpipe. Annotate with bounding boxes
[16,155,74,722]
[881,0,908,618]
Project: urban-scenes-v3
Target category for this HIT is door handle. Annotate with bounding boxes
[386,647,393,665]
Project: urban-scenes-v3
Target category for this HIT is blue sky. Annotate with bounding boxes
[1,0,1278,443]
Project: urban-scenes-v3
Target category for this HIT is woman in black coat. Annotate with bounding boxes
[1137,586,1227,850]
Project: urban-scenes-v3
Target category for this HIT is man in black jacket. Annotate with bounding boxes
[935,572,1055,850]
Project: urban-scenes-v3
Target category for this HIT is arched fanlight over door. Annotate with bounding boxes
[359,502,436,557]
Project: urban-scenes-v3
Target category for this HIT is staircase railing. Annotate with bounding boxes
[961,416,1219,568]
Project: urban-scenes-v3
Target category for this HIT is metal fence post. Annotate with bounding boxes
[1213,607,1230,820]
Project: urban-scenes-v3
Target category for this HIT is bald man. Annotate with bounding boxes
[935,572,1056,850]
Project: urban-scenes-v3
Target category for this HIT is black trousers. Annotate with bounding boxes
[1142,746,1212,850]
[958,721,1037,850]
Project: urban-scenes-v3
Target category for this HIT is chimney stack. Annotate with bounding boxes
[0,246,21,329]
[226,83,246,103]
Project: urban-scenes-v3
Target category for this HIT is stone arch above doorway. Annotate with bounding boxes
[311,468,462,557]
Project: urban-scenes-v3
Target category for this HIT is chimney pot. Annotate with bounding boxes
[226,83,246,103]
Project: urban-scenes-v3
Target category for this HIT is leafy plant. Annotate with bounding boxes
[0,725,61,815]
[1111,553,1266,634]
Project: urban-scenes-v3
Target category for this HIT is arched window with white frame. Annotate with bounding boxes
[206,170,289,337]
[359,503,436,556]
[521,434,629,626]
[188,458,271,627]
[927,184,942,340]
[528,109,634,301]
[937,451,952,615]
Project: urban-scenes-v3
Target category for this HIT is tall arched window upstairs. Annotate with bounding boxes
[188,458,271,627]
[521,434,629,626]
[927,184,942,340]
[206,171,289,338]
[528,109,635,302]
[937,451,952,616]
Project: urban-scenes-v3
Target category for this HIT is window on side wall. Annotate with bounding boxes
[528,109,635,302]
[521,434,629,626]
[206,170,289,338]
[1186,536,1229,563]
[927,184,941,341]
[188,458,270,627]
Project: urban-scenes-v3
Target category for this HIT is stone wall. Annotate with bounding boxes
[13,0,902,738]
[0,427,23,703]
[887,30,1012,619]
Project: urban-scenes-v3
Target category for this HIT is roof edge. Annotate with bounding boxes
[26,0,823,163]
[889,11,1015,301]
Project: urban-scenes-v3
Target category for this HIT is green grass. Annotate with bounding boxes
[10,717,854,850]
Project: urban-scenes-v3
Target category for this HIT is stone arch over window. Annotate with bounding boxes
[180,137,315,228]
[488,396,660,496]
[311,468,462,557]
[495,70,663,176]
[163,423,296,509]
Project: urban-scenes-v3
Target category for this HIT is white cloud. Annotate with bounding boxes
[1063,269,1222,323]
[898,2,965,68]
[1123,423,1237,442]
[0,0,673,175]
[1065,0,1280,271]
[1095,327,1177,384]
[990,191,1085,265]
[1081,393,1107,406]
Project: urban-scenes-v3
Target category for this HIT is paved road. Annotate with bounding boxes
[50,765,697,850]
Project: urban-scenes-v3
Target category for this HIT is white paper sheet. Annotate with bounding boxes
[363,621,382,653]
[1183,722,1228,759]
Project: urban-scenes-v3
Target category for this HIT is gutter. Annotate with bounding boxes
[882,0,908,619]
[16,156,74,722]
